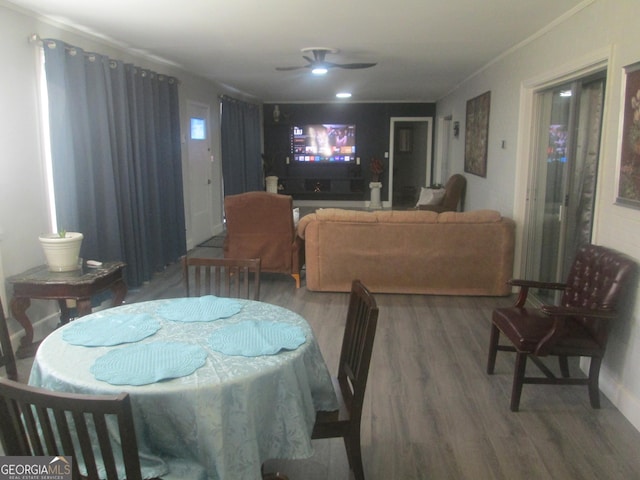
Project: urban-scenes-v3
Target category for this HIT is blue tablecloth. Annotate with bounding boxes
[29,298,338,480]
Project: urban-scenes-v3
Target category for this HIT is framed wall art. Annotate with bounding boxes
[616,62,640,209]
[464,91,491,178]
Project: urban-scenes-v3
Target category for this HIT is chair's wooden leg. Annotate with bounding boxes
[344,431,365,480]
[291,273,300,289]
[510,352,527,412]
[558,355,570,378]
[588,356,603,409]
[487,323,500,374]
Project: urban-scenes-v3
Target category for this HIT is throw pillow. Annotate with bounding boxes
[416,188,446,207]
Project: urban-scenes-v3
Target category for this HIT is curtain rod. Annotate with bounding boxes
[219,95,261,108]
[28,33,180,84]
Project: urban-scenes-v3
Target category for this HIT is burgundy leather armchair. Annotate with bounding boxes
[223,191,304,288]
[487,244,636,411]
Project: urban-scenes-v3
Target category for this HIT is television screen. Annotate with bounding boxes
[291,124,356,162]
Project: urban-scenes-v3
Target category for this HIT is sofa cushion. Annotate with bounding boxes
[438,210,502,223]
[375,210,438,223]
[315,208,378,223]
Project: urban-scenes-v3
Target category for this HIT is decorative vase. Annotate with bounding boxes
[265,176,279,193]
[39,232,84,272]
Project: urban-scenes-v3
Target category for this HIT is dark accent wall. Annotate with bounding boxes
[263,102,435,201]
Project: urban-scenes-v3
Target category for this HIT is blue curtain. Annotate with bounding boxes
[220,96,262,195]
[42,39,186,287]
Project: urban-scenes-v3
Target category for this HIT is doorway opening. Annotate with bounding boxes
[389,117,433,209]
[187,101,215,248]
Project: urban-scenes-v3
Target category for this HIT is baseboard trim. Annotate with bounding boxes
[599,364,640,432]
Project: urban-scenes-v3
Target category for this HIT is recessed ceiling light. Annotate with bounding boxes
[336,92,352,99]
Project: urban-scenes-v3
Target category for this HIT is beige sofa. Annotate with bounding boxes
[297,208,515,295]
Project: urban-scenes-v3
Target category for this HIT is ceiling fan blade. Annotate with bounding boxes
[330,62,378,69]
[275,65,309,71]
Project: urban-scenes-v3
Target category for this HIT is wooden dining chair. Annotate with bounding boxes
[0,299,18,381]
[312,280,379,480]
[182,256,261,300]
[0,378,143,480]
[487,244,637,411]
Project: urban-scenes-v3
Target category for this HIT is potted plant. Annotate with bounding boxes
[39,230,84,272]
[370,158,384,182]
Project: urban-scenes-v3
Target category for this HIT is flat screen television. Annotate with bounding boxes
[291,124,356,162]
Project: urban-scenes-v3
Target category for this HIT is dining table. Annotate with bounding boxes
[28,296,339,480]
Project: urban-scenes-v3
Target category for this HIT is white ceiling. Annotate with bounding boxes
[6,0,587,103]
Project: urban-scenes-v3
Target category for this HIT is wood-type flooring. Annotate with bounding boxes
[9,246,640,479]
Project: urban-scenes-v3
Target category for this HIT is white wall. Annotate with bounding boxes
[0,2,231,334]
[436,0,640,430]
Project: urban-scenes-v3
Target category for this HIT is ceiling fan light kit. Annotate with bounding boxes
[276,47,377,75]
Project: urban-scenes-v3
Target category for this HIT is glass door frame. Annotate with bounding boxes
[523,71,606,304]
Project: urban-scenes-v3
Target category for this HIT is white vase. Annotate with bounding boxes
[369,182,382,209]
[39,232,84,272]
[266,176,279,193]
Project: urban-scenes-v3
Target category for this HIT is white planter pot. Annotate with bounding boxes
[39,232,84,272]
[265,176,278,193]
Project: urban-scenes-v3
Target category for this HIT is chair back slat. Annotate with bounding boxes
[183,256,261,300]
[0,378,143,480]
[24,402,48,455]
[93,414,119,480]
[337,280,378,418]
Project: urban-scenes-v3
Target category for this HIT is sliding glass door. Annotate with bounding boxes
[526,73,605,303]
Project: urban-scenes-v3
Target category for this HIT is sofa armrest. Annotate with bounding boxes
[296,213,317,240]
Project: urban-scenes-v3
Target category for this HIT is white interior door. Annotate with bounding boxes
[187,101,214,245]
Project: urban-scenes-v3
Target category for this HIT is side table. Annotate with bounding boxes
[7,261,127,358]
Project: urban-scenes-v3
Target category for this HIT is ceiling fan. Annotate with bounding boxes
[276,47,377,74]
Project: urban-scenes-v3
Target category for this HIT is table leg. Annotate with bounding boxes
[111,279,128,307]
[10,296,39,359]
[58,299,72,325]
[75,298,93,318]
